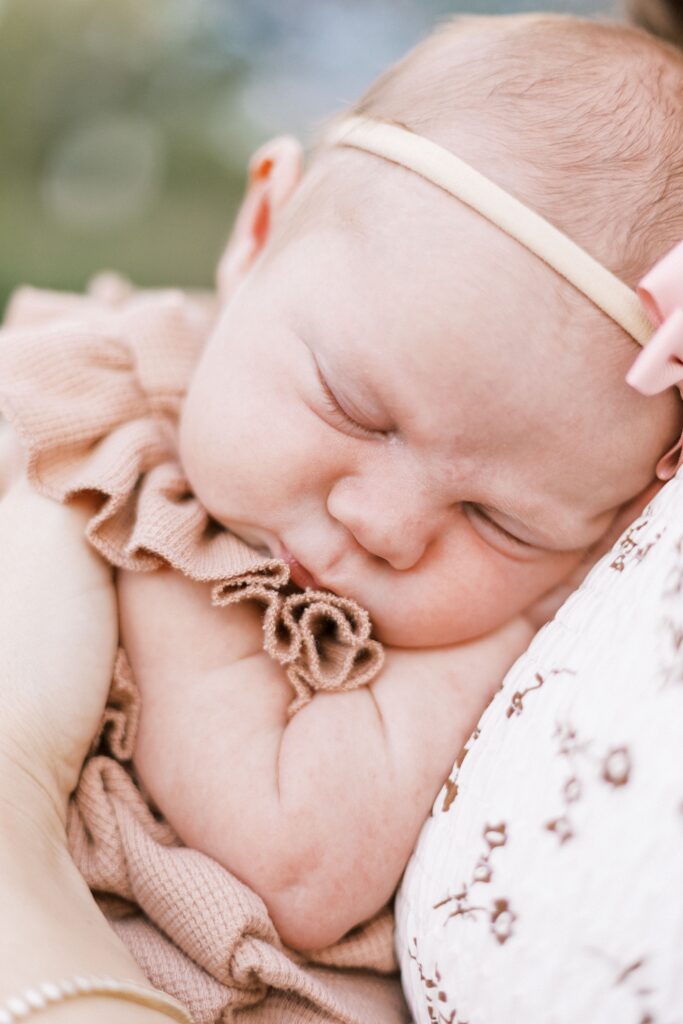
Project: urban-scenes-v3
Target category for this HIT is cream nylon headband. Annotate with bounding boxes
[325,116,654,347]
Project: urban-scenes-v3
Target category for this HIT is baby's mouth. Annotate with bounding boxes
[278,545,322,591]
[225,523,327,593]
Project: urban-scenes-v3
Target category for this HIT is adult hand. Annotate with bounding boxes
[0,426,190,1023]
[0,423,118,839]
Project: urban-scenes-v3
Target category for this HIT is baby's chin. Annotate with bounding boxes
[371,615,476,648]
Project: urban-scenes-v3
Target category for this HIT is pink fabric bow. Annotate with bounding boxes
[626,239,683,480]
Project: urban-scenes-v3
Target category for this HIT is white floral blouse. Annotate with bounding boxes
[396,469,683,1024]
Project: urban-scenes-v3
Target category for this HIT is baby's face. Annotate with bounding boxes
[181,154,678,646]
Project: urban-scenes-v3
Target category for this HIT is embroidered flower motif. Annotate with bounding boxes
[408,940,468,1023]
[490,899,516,945]
[440,726,481,813]
[564,776,582,803]
[441,777,459,813]
[483,822,507,849]
[602,746,631,787]
[609,520,662,572]
[505,669,574,718]
[545,815,574,844]
[472,858,493,884]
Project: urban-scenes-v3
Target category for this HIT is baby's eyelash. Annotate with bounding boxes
[466,504,535,550]
[315,367,379,440]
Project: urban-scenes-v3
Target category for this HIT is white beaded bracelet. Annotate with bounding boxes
[0,975,194,1023]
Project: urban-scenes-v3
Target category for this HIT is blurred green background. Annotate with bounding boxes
[0,0,615,311]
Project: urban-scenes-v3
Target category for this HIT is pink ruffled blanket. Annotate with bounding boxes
[0,274,407,1023]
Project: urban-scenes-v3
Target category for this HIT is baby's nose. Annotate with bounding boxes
[326,474,436,571]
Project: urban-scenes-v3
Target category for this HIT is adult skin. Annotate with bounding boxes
[0,426,182,1024]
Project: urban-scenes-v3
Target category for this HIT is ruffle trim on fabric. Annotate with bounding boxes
[0,275,384,714]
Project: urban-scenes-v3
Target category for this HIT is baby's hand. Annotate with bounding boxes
[119,565,533,951]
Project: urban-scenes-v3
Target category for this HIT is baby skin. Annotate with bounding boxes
[120,16,683,952]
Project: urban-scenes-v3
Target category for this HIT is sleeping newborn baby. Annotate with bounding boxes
[4,12,683,958]
[121,13,683,950]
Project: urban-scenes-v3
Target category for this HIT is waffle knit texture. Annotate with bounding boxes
[0,273,406,1024]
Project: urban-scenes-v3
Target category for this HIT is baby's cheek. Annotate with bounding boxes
[369,543,582,647]
[179,390,216,497]
[179,359,255,522]
[470,551,583,632]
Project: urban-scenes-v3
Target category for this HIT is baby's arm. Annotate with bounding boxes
[120,569,533,951]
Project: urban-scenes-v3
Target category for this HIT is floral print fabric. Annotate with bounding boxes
[396,469,683,1023]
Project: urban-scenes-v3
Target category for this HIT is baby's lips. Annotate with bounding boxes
[286,556,320,590]
[275,540,323,590]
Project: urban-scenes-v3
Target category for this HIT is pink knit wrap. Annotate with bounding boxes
[0,274,406,1023]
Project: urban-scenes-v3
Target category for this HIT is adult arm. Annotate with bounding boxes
[0,433,187,1022]
[0,774,182,1023]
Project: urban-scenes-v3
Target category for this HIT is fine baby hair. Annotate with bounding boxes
[274,14,683,383]
[228,13,683,504]
[317,113,683,478]
[322,13,683,289]
[321,12,683,477]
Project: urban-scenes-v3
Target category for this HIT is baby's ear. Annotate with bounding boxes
[216,136,304,301]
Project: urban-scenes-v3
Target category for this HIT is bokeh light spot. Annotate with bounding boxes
[42,113,165,233]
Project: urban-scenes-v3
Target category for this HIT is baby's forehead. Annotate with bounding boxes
[258,141,673,492]
[269,158,616,398]
[269,147,423,262]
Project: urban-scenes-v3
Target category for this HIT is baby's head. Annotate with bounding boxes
[180,13,683,646]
